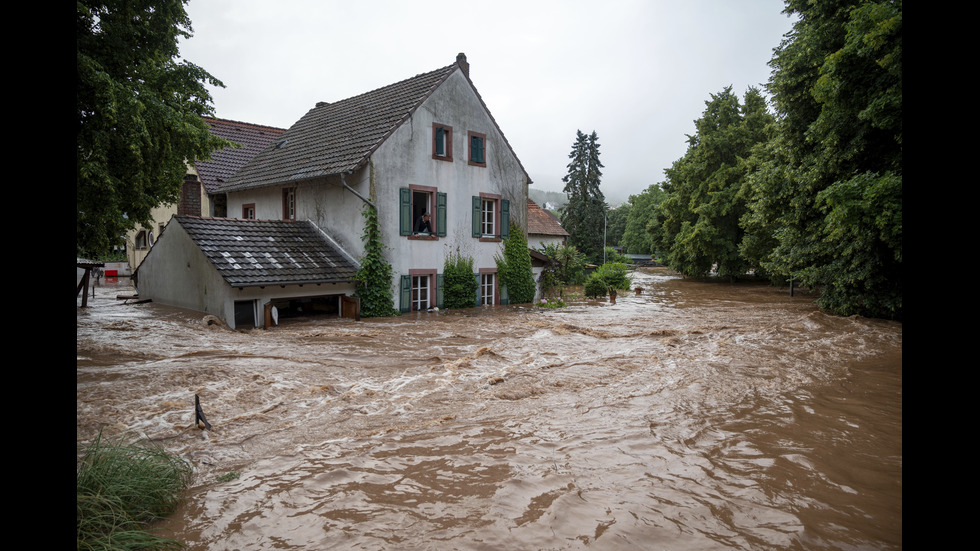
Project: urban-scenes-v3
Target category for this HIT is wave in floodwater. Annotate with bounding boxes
[77,269,902,550]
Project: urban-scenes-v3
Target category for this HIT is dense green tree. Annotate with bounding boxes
[621,184,667,256]
[77,0,230,256]
[495,223,536,304]
[652,87,774,278]
[560,130,607,263]
[748,0,902,317]
[604,204,630,247]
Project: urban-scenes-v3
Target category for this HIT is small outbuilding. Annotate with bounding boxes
[134,216,359,329]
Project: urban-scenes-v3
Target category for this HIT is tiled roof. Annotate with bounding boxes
[174,216,358,287]
[220,63,459,192]
[527,200,568,236]
[195,118,286,194]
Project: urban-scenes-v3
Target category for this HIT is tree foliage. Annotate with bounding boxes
[621,184,667,256]
[748,0,902,318]
[77,0,231,256]
[560,130,607,263]
[604,204,630,247]
[536,243,586,298]
[652,87,775,278]
[495,223,536,304]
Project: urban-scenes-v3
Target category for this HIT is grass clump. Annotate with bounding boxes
[77,432,191,550]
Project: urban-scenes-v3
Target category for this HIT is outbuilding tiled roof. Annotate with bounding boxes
[174,216,358,287]
[220,63,459,192]
[195,118,286,194]
[528,200,568,237]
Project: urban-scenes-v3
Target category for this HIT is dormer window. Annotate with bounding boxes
[433,123,453,161]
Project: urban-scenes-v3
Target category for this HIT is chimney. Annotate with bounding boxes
[456,52,469,78]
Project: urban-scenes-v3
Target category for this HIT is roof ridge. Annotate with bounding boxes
[203,116,286,132]
[313,63,457,108]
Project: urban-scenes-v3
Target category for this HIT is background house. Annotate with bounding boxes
[527,199,569,250]
[124,118,285,272]
[218,53,531,314]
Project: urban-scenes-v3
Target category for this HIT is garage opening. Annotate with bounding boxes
[265,294,359,325]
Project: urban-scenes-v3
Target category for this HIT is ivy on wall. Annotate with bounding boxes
[354,204,399,317]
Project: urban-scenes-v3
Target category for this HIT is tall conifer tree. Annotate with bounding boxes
[560,130,606,263]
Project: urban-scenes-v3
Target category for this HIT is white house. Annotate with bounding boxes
[136,54,532,325]
[219,53,531,314]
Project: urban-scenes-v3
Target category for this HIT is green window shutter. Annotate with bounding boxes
[500,282,509,305]
[436,274,444,309]
[399,188,412,236]
[436,127,445,156]
[472,196,481,237]
[500,199,510,239]
[399,275,411,313]
[471,136,484,164]
[437,192,447,237]
[475,273,481,307]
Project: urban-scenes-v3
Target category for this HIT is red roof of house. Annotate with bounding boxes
[528,200,568,237]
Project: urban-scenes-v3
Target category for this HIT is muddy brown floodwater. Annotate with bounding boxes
[77,268,902,550]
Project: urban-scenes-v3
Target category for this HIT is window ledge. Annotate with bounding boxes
[408,234,440,241]
[478,237,502,242]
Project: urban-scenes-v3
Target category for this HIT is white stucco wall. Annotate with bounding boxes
[135,218,230,317]
[370,69,530,305]
[136,219,358,329]
[223,67,532,313]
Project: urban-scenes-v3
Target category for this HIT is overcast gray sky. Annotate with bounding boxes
[179,0,796,204]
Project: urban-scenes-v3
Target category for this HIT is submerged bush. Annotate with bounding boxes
[584,262,633,299]
[77,432,192,550]
[584,273,608,299]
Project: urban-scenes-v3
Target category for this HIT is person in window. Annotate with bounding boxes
[414,212,432,235]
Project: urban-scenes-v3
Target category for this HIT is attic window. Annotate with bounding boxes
[276,139,288,149]
[432,123,453,161]
[468,131,486,167]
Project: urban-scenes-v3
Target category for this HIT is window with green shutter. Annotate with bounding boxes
[433,123,453,161]
[468,131,486,167]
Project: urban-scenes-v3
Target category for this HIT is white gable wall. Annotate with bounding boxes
[370,69,530,307]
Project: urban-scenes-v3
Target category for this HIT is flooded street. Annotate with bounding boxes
[76,269,902,550]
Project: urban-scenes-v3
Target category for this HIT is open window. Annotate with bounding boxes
[433,123,453,161]
[135,230,150,250]
[400,186,447,237]
[242,203,256,219]
[282,188,296,220]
